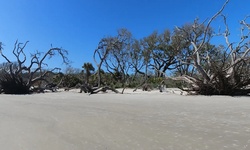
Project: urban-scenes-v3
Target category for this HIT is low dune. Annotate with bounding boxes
[0,89,249,150]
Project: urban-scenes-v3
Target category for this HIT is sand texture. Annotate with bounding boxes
[0,89,250,150]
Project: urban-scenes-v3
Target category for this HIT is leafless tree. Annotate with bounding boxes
[171,22,211,77]
[93,37,114,87]
[0,40,69,94]
[104,29,133,93]
[144,30,178,77]
[130,39,146,76]
[173,0,250,95]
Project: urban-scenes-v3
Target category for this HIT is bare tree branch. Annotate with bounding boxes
[194,0,230,54]
[0,40,69,94]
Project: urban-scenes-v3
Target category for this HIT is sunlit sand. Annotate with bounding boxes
[0,89,249,150]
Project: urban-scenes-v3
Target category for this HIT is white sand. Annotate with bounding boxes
[0,89,250,150]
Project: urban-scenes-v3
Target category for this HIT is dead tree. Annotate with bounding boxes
[79,83,120,94]
[173,0,250,95]
[92,29,133,94]
[104,29,133,94]
[93,37,114,88]
[0,40,69,94]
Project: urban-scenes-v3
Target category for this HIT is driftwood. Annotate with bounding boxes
[90,86,120,94]
[80,83,120,95]
[30,87,45,93]
[30,78,63,93]
[172,1,250,96]
[0,40,69,94]
[133,79,153,92]
[30,86,57,93]
[177,84,250,96]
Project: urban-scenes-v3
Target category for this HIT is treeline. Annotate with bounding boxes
[0,0,250,95]
[89,0,250,95]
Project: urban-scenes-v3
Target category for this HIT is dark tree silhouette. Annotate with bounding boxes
[0,40,69,94]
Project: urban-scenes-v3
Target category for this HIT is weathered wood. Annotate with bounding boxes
[79,83,120,95]
[90,86,120,94]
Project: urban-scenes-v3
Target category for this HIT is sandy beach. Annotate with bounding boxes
[0,89,249,150]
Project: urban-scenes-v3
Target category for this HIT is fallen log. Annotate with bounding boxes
[90,86,120,94]
[79,84,120,95]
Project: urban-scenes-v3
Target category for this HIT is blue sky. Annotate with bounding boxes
[0,0,249,71]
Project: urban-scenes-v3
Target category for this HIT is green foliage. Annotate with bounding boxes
[147,77,189,89]
[148,77,163,85]
[82,62,95,83]
[53,73,83,88]
[64,75,82,88]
